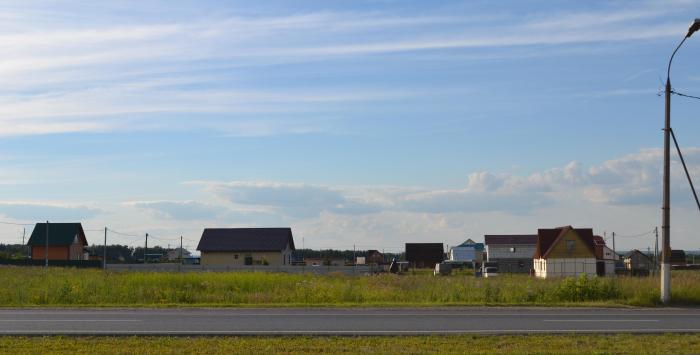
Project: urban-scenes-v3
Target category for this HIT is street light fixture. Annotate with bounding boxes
[661,18,699,304]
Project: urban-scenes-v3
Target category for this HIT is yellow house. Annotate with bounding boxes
[533,226,597,278]
[196,228,295,267]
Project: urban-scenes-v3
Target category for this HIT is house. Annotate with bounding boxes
[671,250,687,267]
[196,228,295,267]
[303,257,345,266]
[405,243,444,268]
[448,238,484,263]
[624,249,651,276]
[164,248,192,261]
[593,235,616,277]
[533,226,597,278]
[484,234,537,273]
[366,250,386,265]
[27,222,88,261]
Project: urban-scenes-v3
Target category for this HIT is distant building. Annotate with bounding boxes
[671,250,687,267]
[533,226,597,278]
[624,249,652,276]
[405,243,444,268]
[484,234,537,273]
[593,235,616,277]
[27,222,88,261]
[366,250,386,265]
[303,257,345,266]
[165,248,192,261]
[196,228,295,267]
[448,238,484,263]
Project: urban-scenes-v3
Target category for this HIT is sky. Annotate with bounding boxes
[1,0,700,253]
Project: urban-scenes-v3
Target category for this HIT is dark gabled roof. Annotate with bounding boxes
[534,226,595,259]
[196,228,295,252]
[484,235,537,245]
[671,250,686,261]
[624,249,651,261]
[27,223,87,247]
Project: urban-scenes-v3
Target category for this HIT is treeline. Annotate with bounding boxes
[0,244,29,259]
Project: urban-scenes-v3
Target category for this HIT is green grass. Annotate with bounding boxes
[2,334,700,354]
[0,267,698,307]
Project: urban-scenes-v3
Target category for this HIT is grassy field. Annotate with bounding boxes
[2,334,700,354]
[0,267,698,307]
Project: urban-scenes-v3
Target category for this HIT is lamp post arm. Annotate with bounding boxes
[668,36,688,82]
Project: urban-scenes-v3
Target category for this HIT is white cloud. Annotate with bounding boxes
[192,147,700,220]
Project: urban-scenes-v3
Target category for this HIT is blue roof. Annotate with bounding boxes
[455,239,484,251]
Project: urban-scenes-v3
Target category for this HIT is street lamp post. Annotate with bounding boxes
[661,18,700,304]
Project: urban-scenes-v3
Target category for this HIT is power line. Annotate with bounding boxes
[0,220,34,226]
[615,229,655,238]
[671,90,700,101]
[106,228,141,238]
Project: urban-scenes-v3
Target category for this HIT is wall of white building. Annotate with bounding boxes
[533,257,597,278]
[449,247,482,262]
[487,244,536,260]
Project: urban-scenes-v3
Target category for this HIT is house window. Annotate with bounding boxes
[234,254,239,260]
[244,255,253,265]
[566,240,575,252]
[510,247,516,253]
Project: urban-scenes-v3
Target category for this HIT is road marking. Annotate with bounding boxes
[542,319,659,323]
[0,320,140,322]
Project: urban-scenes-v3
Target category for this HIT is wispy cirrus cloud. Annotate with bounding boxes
[0,2,695,136]
[0,202,102,221]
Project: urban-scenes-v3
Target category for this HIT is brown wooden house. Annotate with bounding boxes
[27,223,88,261]
[623,249,651,276]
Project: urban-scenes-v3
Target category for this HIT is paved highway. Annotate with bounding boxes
[0,308,698,335]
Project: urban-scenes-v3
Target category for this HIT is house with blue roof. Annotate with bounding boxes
[448,238,484,263]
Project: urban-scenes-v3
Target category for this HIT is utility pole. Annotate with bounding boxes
[144,233,148,264]
[662,69,672,303]
[179,236,183,273]
[44,221,49,268]
[659,19,700,303]
[612,232,616,256]
[22,228,26,259]
[353,244,356,273]
[655,227,659,274]
[103,227,107,270]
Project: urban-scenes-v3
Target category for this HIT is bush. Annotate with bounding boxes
[553,274,620,302]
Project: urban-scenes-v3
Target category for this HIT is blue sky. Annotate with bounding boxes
[1,0,699,252]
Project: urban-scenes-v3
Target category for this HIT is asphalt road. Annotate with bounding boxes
[0,307,699,335]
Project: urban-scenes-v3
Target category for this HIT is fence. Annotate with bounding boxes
[105,263,382,275]
[533,259,619,278]
[0,258,102,268]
